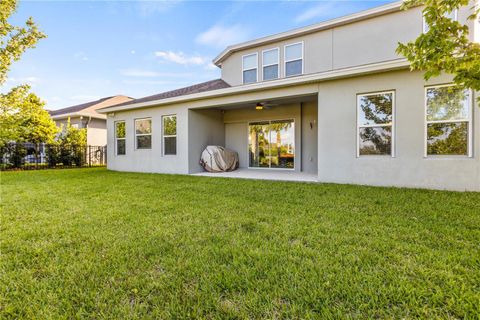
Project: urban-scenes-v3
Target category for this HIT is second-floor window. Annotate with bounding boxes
[285,42,303,77]
[242,53,258,84]
[262,48,279,81]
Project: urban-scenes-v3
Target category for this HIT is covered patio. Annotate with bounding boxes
[188,92,318,177]
[191,168,318,182]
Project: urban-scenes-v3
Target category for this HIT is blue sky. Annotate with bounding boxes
[5,0,391,110]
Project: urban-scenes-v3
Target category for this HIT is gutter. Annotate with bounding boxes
[50,112,107,120]
[97,59,410,114]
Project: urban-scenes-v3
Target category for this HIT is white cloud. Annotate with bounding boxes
[196,24,250,48]
[204,63,218,71]
[294,2,370,24]
[130,50,136,54]
[6,76,39,87]
[294,2,336,23]
[74,52,89,61]
[137,0,182,17]
[154,51,207,66]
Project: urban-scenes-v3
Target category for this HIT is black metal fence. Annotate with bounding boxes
[0,143,106,171]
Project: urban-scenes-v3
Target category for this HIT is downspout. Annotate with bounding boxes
[300,102,303,172]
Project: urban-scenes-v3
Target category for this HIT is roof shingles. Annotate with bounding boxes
[114,79,230,108]
[49,96,114,116]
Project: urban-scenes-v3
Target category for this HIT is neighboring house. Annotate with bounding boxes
[50,96,133,146]
[98,1,479,191]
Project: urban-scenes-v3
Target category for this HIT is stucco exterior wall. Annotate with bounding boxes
[106,105,189,174]
[220,6,423,86]
[86,118,107,146]
[317,69,479,191]
[301,102,318,174]
[188,109,225,173]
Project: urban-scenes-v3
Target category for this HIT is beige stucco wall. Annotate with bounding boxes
[188,109,225,173]
[221,6,423,86]
[86,118,107,146]
[220,2,477,87]
[317,69,479,191]
[106,105,189,174]
[54,117,106,146]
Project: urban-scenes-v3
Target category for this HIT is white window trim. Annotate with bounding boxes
[134,117,152,150]
[247,118,295,170]
[262,47,279,81]
[423,9,458,33]
[162,114,177,156]
[284,41,304,77]
[242,53,258,84]
[424,84,473,158]
[356,90,396,158]
[114,120,126,156]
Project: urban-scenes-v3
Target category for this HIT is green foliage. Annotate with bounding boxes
[55,119,87,165]
[58,118,87,146]
[397,0,480,102]
[0,85,58,146]
[0,0,46,85]
[427,122,468,154]
[1,169,479,318]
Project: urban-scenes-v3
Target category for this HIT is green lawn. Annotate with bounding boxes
[1,169,479,319]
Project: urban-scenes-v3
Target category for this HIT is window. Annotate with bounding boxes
[248,119,295,169]
[135,118,152,149]
[357,91,395,156]
[423,9,457,33]
[425,85,472,156]
[262,48,279,81]
[115,121,126,155]
[242,53,258,84]
[284,42,303,77]
[163,115,177,155]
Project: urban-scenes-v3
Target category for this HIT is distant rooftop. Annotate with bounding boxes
[49,95,134,116]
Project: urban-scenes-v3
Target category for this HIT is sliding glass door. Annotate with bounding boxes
[248,119,295,169]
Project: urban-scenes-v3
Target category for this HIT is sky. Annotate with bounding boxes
[5,0,392,110]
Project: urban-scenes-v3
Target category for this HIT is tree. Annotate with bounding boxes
[58,118,87,146]
[397,0,480,103]
[1,0,46,85]
[0,0,50,146]
[0,85,58,146]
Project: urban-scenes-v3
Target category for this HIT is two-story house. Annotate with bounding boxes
[97,1,479,191]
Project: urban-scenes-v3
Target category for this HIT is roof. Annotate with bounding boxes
[112,79,231,108]
[49,96,113,116]
[213,1,403,66]
[49,95,134,118]
[97,59,410,114]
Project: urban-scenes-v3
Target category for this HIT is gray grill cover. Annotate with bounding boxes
[200,146,239,172]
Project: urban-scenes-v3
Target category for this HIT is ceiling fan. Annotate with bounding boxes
[255,101,278,110]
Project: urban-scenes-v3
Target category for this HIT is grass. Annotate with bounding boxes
[1,168,479,319]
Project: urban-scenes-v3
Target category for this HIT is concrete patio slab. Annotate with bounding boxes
[191,168,318,183]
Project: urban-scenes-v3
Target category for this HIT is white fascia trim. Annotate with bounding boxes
[213,1,404,66]
[51,112,107,120]
[98,59,410,114]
